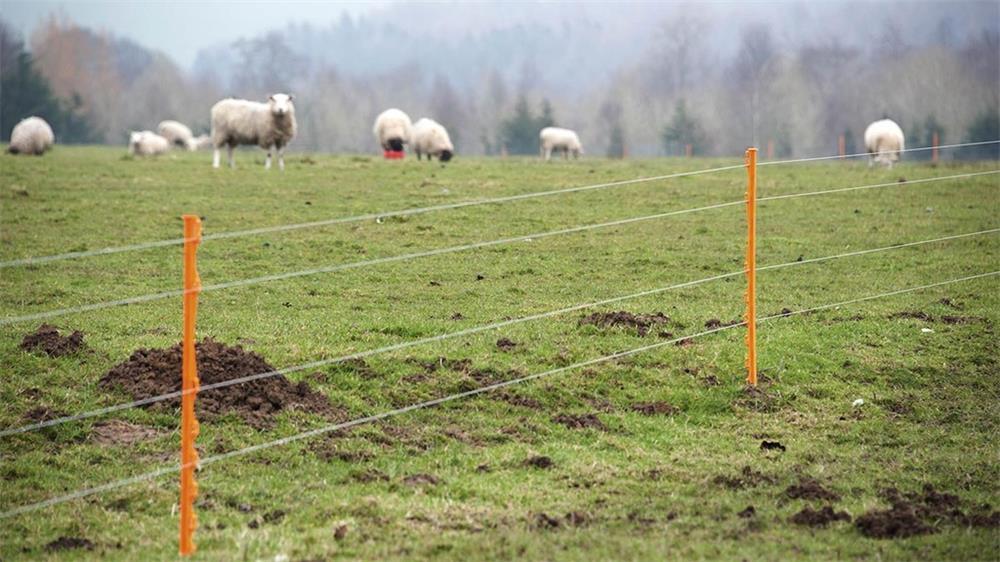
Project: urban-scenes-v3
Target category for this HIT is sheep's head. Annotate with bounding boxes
[439,150,453,162]
[269,93,294,117]
[388,138,404,152]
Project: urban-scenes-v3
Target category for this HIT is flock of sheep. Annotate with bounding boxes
[6,93,906,169]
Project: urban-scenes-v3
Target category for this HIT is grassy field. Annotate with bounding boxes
[1,146,998,561]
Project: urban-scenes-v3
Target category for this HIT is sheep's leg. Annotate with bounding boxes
[213,148,221,168]
[265,145,272,170]
[227,145,235,169]
[278,146,285,171]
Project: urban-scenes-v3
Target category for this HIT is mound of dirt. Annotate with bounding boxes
[856,485,1000,538]
[791,506,851,527]
[98,338,336,429]
[552,413,607,430]
[20,324,86,357]
[784,478,840,502]
[579,311,670,336]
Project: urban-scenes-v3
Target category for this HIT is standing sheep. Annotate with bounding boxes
[128,131,171,156]
[540,127,583,161]
[7,116,54,156]
[211,93,296,170]
[192,134,213,150]
[373,108,414,153]
[412,118,454,162]
[157,120,197,151]
[864,119,905,169]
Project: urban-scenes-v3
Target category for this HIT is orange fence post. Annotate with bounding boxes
[838,135,846,160]
[180,215,202,556]
[932,131,939,163]
[744,148,758,387]
[685,143,693,158]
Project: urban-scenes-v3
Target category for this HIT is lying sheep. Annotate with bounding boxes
[157,120,196,150]
[540,127,583,161]
[412,118,454,162]
[211,93,297,170]
[373,108,413,153]
[7,116,54,156]
[864,119,905,168]
[128,131,170,156]
[192,134,213,150]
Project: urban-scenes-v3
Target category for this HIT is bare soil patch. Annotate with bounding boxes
[791,506,851,527]
[91,420,162,445]
[21,324,86,357]
[552,413,607,430]
[579,311,671,336]
[630,401,678,416]
[784,478,840,502]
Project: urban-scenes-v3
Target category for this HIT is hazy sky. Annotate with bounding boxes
[2,1,388,68]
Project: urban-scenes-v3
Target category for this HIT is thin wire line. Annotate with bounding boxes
[5,170,997,327]
[2,270,995,520]
[0,163,745,269]
[760,139,1000,167]
[3,227,996,438]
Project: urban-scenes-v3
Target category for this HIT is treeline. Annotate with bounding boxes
[2,12,998,159]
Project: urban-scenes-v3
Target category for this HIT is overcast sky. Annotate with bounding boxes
[2,1,388,68]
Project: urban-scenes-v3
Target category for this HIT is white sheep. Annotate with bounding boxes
[211,93,297,170]
[864,119,905,168]
[128,130,171,156]
[192,134,213,150]
[540,127,583,161]
[7,116,54,156]
[373,108,414,153]
[412,118,454,162]
[157,120,196,151]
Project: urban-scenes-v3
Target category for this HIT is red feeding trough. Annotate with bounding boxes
[383,150,405,160]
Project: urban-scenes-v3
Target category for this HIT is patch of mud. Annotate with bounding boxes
[492,391,542,410]
[45,537,94,551]
[714,466,775,489]
[791,505,851,527]
[21,324,86,357]
[857,485,1000,538]
[888,311,933,322]
[737,506,756,518]
[734,384,781,412]
[631,401,678,416]
[402,473,439,486]
[579,311,670,336]
[91,420,162,445]
[353,469,389,483]
[524,455,553,469]
[495,338,518,351]
[552,413,607,430]
[704,318,742,329]
[760,440,786,452]
[21,407,67,423]
[98,338,338,429]
[784,478,840,502]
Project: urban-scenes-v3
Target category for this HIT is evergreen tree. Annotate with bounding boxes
[958,110,999,160]
[499,97,556,155]
[661,99,706,156]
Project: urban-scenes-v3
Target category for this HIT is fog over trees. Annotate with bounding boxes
[2,2,997,158]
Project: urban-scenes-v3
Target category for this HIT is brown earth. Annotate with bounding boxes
[579,311,671,336]
[857,485,1000,538]
[552,413,607,430]
[791,505,851,527]
[20,324,86,357]
[714,466,775,489]
[98,338,338,429]
[784,478,840,502]
[91,420,162,445]
[631,401,678,416]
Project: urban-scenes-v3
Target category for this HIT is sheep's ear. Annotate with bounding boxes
[268,95,275,102]
[288,94,294,101]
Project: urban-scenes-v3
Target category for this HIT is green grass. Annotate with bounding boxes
[1,146,998,560]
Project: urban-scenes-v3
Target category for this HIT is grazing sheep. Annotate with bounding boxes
[211,93,297,170]
[373,108,414,153]
[157,120,197,150]
[7,116,54,156]
[412,118,454,162]
[192,134,213,150]
[540,127,583,161]
[864,119,905,168]
[128,131,170,156]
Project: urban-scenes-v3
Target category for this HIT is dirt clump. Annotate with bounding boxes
[353,469,390,483]
[98,338,337,429]
[552,413,607,430]
[714,466,775,489]
[495,338,518,351]
[760,440,786,452]
[565,511,589,527]
[791,506,851,527]
[704,318,741,329]
[21,407,66,423]
[493,391,542,410]
[579,311,670,336]
[45,537,94,551]
[91,420,161,445]
[888,311,933,322]
[737,506,756,518]
[402,473,439,486]
[631,401,678,416]
[940,315,978,325]
[524,455,554,469]
[21,324,86,357]
[857,484,999,537]
[535,512,561,529]
[784,478,840,502]
[856,504,932,538]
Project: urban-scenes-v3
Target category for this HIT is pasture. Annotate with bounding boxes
[1,147,998,560]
